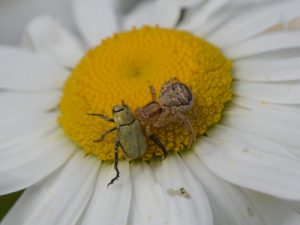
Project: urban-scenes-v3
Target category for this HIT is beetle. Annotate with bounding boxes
[88,101,167,186]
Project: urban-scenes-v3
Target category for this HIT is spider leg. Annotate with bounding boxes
[107,136,121,187]
[153,110,170,128]
[87,113,114,122]
[149,85,157,102]
[143,123,152,137]
[94,126,117,142]
[150,134,167,159]
[174,112,196,148]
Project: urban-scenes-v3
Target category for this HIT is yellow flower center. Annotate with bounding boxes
[59,26,232,161]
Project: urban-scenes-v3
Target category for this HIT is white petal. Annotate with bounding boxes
[193,7,236,37]
[210,122,300,160]
[154,0,181,28]
[183,151,266,225]
[78,161,131,225]
[179,0,202,7]
[128,162,166,225]
[114,0,144,13]
[123,0,159,30]
[234,57,300,81]
[196,137,300,200]
[0,46,69,90]
[72,0,120,47]
[232,97,300,114]
[244,189,300,225]
[282,199,300,214]
[178,0,229,31]
[225,31,300,59]
[226,107,300,130]
[208,0,300,48]
[223,115,300,156]
[124,0,193,30]
[0,129,76,195]
[209,124,298,158]
[0,113,58,149]
[157,154,213,225]
[0,90,60,116]
[1,151,99,225]
[149,159,163,184]
[22,15,85,68]
[234,80,300,104]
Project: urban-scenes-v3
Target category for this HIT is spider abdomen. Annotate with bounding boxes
[159,79,194,112]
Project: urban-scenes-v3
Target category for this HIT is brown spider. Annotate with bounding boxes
[136,78,196,147]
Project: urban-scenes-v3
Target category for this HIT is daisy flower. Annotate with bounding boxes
[1,0,300,224]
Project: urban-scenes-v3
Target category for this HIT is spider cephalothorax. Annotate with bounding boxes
[136,78,196,147]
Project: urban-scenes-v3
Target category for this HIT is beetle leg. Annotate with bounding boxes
[107,139,121,187]
[149,134,167,160]
[87,113,114,122]
[149,85,157,102]
[94,126,117,142]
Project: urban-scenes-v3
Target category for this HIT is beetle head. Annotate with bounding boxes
[112,104,135,125]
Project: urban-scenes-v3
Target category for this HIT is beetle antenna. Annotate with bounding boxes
[87,113,114,122]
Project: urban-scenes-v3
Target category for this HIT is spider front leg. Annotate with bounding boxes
[149,134,167,159]
[174,112,196,148]
[149,85,157,102]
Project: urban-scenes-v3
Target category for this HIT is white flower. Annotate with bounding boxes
[1,0,300,225]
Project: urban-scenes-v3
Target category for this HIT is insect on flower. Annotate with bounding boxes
[136,77,196,147]
[88,101,167,186]
[167,187,192,199]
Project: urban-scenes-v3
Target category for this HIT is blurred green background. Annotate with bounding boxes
[0,191,23,221]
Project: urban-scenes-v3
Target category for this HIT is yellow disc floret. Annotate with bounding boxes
[59,26,232,161]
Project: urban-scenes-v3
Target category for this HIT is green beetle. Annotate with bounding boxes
[88,101,167,186]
